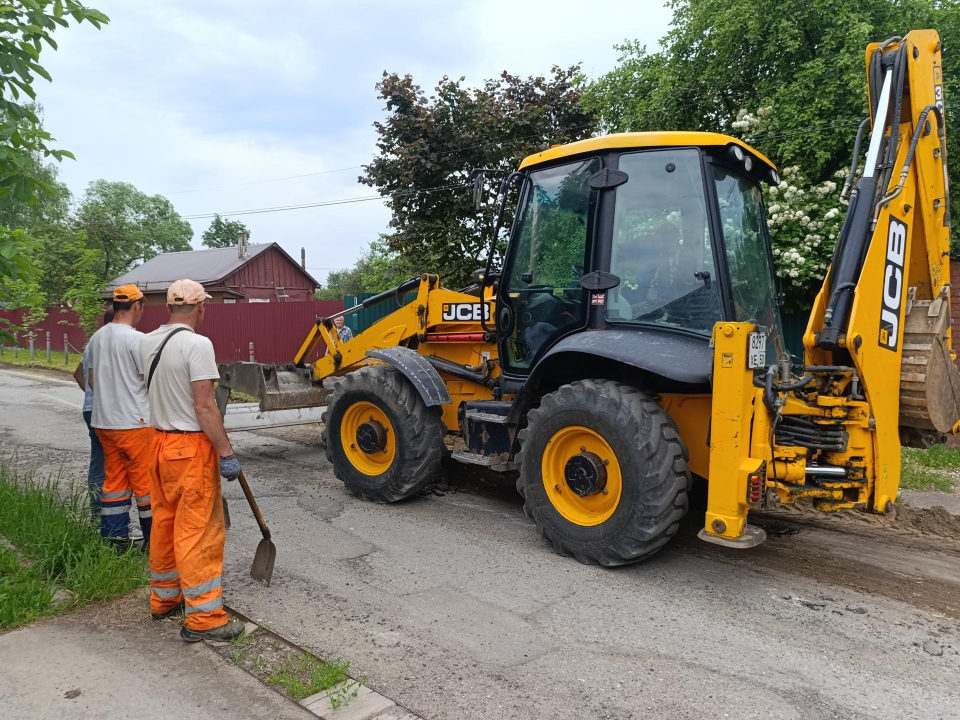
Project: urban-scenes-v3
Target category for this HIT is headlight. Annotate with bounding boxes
[743,155,754,172]
[728,145,745,162]
[767,169,781,186]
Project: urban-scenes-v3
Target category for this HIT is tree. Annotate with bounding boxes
[0,1,108,205]
[4,275,47,335]
[76,180,193,281]
[0,226,37,340]
[362,66,598,288]
[62,231,106,335]
[201,214,249,248]
[583,0,960,293]
[315,237,416,300]
[0,1,109,342]
[0,105,71,231]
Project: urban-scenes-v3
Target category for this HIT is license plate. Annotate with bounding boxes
[748,332,766,369]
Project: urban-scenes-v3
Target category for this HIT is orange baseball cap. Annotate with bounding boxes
[167,279,212,305]
[113,284,144,302]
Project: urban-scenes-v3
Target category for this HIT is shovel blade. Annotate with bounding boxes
[251,537,276,586]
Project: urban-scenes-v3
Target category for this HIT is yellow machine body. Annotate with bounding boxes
[220,30,959,564]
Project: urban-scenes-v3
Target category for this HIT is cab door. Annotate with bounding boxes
[496,157,600,374]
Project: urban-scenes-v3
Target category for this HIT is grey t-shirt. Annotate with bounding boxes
[87,322,150,430]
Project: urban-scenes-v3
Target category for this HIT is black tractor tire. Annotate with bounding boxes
[516,380,691,566]
[322,365,446,502]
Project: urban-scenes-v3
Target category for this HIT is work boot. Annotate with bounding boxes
[151,601,184,621]
[180,619,245,643]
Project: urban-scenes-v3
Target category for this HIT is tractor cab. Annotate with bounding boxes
[491,133,786,390]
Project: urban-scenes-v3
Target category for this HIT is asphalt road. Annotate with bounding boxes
[1,367,959,720]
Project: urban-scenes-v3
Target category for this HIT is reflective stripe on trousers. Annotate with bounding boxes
[150,568,182,607]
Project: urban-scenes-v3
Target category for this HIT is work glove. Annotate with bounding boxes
[219,454,240,481]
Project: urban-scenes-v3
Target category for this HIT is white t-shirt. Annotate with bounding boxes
[87,323,150,430]
[140,324,220,432]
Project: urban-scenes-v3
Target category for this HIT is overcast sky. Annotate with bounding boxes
[39,1,672,285]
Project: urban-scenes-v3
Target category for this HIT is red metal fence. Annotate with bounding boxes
[0,300,344,366]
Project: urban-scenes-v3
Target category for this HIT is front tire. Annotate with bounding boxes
[322,365,446,502]
[516,380,691,565]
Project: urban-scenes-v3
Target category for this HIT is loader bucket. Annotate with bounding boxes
[899,295,960,434]
[217,362,328,414]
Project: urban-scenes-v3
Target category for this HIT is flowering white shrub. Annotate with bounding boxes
[732,108,848,312]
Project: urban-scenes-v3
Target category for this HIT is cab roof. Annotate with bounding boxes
[518,131,776,171]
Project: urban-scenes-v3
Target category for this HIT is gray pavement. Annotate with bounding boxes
[0,591,310,720]
[1,367,959,720]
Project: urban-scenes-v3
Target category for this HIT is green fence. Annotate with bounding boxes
[342,292,415,335]
[781,311,808,361]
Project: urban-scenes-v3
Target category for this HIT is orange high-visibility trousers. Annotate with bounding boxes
[149,431,229,631]
[96,427,157,542]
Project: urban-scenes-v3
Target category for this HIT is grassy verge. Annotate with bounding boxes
[215,624,362,709]
[0,543,52,627]
[901,445,960,493]
[0,459,147,628]
[0,349,75,373]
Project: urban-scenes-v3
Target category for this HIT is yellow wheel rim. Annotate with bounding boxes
[541,426,622,526]
[340,401,397,476]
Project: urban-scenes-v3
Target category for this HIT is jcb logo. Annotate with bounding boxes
[879,216,907,351]
[441,303,491,322]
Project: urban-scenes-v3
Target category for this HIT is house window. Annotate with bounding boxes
[248,298,270,303]
[224,298,236,304]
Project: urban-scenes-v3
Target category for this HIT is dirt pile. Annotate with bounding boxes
[891,505,960,540]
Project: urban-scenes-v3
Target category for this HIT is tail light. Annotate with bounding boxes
[747,461,767,508]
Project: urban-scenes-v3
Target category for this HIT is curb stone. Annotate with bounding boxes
[299,681,422,720]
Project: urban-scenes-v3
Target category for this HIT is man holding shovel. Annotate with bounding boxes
[140,279,245,642]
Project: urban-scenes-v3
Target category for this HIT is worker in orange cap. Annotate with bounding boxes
[86,284,155,547]
[140,279,244,642]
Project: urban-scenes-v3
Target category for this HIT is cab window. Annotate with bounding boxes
[500,158,599,370]
[607,149,722,335]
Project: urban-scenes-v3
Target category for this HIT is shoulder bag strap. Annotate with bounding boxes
[147,327,191,390]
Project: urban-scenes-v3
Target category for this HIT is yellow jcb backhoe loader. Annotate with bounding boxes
[219,30,960,565]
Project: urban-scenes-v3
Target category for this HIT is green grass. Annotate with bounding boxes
[229,632,252,662]
[0,544,52,627]
[901,445,960,493]
[0,458,147,627]
[0,348,75,372]
[267,654,358,705]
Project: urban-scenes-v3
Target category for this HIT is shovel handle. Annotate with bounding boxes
[236,468,271,540]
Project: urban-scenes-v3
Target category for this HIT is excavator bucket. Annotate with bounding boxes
[899,293,960,436]
[216,361,328,414]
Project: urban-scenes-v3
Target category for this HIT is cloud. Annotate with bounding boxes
[35,0,671,283]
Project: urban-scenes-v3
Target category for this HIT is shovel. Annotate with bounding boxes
[235,468,276,586]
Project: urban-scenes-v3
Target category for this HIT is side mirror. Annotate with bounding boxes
[472,174,485,212]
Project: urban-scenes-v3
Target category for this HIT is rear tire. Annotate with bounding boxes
[322,365,446,502]
[516,380,691,566]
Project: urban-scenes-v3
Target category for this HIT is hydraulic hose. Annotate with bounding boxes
[879,104,946,206]
[840,118,870,205]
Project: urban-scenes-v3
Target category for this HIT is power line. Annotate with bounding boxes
[180,106,960,220]
[164,124,596,199]
[180,183,469,220]
[163,165,365,195]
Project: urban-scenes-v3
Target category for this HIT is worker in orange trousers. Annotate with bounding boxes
[141,279,245,642]
[87,284,154,546]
